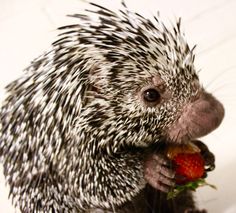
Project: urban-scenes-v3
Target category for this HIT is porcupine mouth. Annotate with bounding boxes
[163,90,225,146]
[163,129,197,146]
[164,120,202,145]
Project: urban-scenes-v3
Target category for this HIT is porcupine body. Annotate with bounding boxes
[0,2,224,213]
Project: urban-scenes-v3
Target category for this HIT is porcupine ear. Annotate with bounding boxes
[54,23,108,104]
[87,64,105,94]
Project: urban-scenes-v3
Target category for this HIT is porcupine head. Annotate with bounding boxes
[0,2,224,212]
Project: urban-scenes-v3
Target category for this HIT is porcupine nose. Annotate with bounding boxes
[167,91,225,143]
[186,91,225,138]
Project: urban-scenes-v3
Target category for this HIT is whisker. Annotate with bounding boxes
[174,129,181,144]
[186,126,193,140]
[203,65,236,90]
[198,34,236,56]
[209,84,236,96]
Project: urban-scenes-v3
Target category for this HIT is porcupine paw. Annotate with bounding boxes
[184,208,207,213]
[144,153,175,192]
[194,140,215,173]
[202,149,215,172]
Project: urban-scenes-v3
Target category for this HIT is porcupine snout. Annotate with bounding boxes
[167,90,225,143]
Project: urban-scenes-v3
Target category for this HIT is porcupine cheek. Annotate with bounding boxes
[167,91,225,143]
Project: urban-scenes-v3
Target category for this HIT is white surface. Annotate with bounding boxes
[0,0,236,212]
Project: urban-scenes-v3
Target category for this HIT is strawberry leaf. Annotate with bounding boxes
[167,179,216,200]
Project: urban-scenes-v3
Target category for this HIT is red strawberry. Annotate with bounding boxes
[173,152,205,184]
[166,142,216,199]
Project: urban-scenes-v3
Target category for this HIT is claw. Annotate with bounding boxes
[205,164,215,172]
[144,153,175,192]
[193,140,215,172]
[159,166,175,179]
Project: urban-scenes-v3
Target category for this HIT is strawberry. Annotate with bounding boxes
[173,152,205,184]
[166,142,216,199]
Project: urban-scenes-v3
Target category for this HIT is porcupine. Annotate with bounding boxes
[0,2,224,213]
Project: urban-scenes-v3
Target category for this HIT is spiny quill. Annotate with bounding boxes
[0,2,224,213]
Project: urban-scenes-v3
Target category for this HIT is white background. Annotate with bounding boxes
[0,0,236,212]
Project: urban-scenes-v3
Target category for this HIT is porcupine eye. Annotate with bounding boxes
[142,88,161,105]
